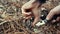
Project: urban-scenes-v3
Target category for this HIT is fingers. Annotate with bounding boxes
[31,8,40,26]
[51,20,56,23]
[25,16,32,19]
[21,7,31,16]
[21,7,32,19]
[51,16,60,23]
[46,5,60,20]
[56,17,60,22]
[22,12,31,16]
[46,9,56,20]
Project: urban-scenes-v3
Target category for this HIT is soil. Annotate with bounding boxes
[0,0,60,34]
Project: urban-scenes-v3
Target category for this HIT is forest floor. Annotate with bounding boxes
[0,0,60,34]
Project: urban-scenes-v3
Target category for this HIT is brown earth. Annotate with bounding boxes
[0,0,60,34]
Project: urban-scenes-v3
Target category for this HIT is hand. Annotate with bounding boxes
[51,16,60,23]
[32,23,35,26]
[46,5,60,21]
[21,0,41,27]
[21,0,33,19]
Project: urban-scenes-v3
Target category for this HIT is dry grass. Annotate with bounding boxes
[0,0,60,34]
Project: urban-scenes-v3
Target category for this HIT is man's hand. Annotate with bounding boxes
[46,5,60,21]
[21,0,41,27]
[51,16,60,23]
[21,0,36,19]
[35,5,60,26]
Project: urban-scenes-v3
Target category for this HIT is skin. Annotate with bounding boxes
[12,0,60,26]
[21,0,41,26]
[46,5,60,21]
